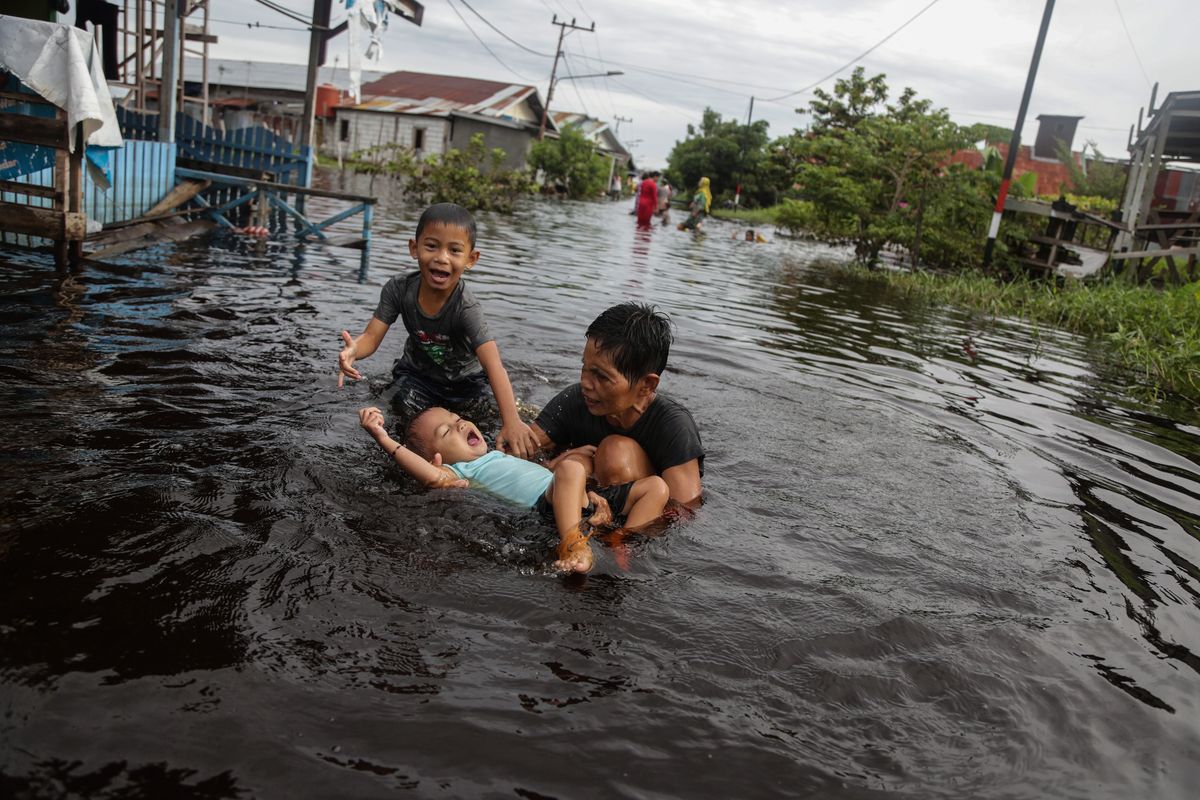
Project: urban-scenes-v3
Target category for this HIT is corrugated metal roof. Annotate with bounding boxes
[345,71,546,126]
[185,58,387,94]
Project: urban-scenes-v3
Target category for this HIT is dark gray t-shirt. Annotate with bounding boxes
[373,272,492,386]
[535,383,705,475]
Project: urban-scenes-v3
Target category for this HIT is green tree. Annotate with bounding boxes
[666,108,773,207]
[528,125,611,200]
[787,67,974,265]
[1057,141,1128,202]
[407,133,534,212]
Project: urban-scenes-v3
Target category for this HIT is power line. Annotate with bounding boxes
[209,17,311,32]
[1112,0,1152,89]
[252,0,319,28]
[444,0,540,83]
[457,0,554,57]
[761,0,944,103]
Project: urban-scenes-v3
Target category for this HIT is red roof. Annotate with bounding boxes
[359,71,530,104]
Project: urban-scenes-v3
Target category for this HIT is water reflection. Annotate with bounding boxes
[1,179,1198,798]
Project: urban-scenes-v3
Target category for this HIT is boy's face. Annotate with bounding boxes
[408,221,480,293]
[578,338,657,419]
[414,407,488,464]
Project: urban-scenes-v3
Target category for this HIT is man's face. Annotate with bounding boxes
[414,407,488,464]
[579,338,645,419]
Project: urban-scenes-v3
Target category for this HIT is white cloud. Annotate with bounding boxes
[205,0,1195,167]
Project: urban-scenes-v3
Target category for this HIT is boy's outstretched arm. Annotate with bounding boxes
[475,340,539,459]
[339,318,390,387]
[358,407,467,489]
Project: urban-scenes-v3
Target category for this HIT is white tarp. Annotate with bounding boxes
[0,15,123,151]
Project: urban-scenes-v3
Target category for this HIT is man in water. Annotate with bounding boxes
[516,302,704,507]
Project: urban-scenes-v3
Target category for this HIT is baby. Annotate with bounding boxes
[359,406,669,573]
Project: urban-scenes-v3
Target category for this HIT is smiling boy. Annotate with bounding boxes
[526,303,704,505]
[338,203,539,457]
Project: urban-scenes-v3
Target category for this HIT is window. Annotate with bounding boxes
[414,127,425,151]
[339,119,350,142]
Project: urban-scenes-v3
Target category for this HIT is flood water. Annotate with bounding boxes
[2,175,1199,799]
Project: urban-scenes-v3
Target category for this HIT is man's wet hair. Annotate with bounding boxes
[404,407,440,460]
[415,203,477,249]
[586,302,673,383]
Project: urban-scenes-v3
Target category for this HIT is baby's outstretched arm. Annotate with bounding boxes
[359,407,467,489]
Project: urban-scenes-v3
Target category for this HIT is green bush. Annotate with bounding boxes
[406,133,535,212]
[528,125,611,200]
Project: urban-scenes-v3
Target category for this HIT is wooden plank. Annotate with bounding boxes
[0,114,68,148]
[0,200,85,238]
[0,90,53,105]
[0,179,57,199]
[84,219,214,260]
[143,179,210,217]
[1110,247,1200,260]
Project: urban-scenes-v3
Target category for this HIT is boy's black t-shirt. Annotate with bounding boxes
[373,272,492,387]
[535,383,704,475]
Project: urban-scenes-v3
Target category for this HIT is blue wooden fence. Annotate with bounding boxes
[1,139,176,248]
[115,108,312,187]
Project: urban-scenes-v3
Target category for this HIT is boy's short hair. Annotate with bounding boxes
[586,302,673,383]
[404,408,439,460]
[415,203,477,249]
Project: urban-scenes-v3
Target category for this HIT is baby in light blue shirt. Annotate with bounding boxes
[359,406,669,574]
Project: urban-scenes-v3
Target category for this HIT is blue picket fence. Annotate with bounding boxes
[116,108,312,187]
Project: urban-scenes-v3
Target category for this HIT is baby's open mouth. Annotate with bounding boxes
[467,432,480,446]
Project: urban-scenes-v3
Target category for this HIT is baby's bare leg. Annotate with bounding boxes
[622,475,670,529]
[550,459,594,573]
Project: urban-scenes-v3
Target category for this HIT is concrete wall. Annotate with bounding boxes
[449,117,534,171]
[325,109,448,161]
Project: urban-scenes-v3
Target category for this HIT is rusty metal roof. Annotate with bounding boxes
[348,71,547,127]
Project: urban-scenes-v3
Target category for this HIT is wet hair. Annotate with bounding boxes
[404,407,441,460]
[415,203,477,249]
[585,302,673,383]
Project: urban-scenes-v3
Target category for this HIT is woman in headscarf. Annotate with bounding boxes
[679,176,711,232]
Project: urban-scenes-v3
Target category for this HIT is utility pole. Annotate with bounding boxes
[538,15,595,140]
[746,96,755,127]
[613,114,632,138]
[983,0,1056,268]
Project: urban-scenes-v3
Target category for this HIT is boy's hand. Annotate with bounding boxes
[338,330,363,387]
[496,419,539,460]
[426,453,469,489]
[358,406,386,437]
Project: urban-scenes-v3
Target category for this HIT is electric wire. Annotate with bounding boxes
[457,0,554,57]
[443,0,540,83]
[251,0,319,28]
[209,17,311,32]
[1112,0,1153,89]
[760,0,944,103]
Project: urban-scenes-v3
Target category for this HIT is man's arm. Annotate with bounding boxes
[661,459,702,506]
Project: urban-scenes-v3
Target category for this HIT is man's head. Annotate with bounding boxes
[406,407,488,464]
[579,303,673,419]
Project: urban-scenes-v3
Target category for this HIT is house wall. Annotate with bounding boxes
[949,143,1078,197]
[449,117,533,171]
[325,109,448,160]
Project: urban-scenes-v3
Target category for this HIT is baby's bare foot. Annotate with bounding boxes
[554,530,594,574]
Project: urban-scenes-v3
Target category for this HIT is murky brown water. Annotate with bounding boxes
[1,173,1198,798]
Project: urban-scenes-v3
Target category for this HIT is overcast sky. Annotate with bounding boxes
[204,0,1194,167]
